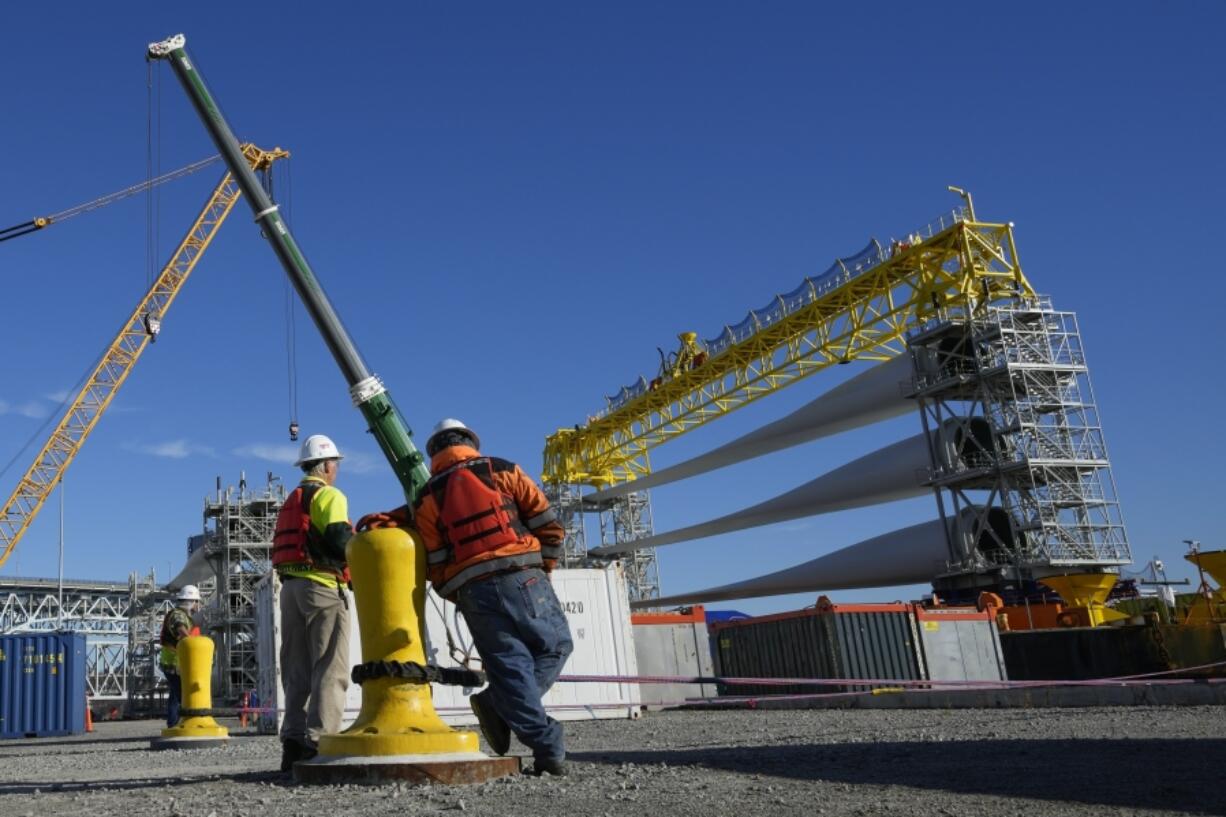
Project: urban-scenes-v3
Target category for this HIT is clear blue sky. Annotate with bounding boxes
[1,3,1222,616]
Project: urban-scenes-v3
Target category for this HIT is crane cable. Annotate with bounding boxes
[0,151,223,244]
[143,61,164,340]
[146,59,158,287]
[263,162,301,441]
[286,161,299,438]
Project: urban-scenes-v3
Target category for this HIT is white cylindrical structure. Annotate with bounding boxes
[589,417,992,558]
[629,506,1015,609]
[590,354,916,503]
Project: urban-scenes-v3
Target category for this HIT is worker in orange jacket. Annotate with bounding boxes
[357,419,572,776]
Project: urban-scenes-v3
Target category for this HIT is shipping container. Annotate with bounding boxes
[713,601,1005,696]
[632,606,717,707]
[913,606,1007,682]
[255,566,640,735]
[1001,620,1226,680]
[0,632,87,739]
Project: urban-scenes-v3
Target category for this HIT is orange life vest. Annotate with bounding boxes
[273,484,350,581]
[428,457,528,566]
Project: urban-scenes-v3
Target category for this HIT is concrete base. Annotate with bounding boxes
[294,751,521,786]
[149,735,231,751]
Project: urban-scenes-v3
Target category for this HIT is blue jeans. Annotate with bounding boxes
[164,669,182,727]
[457,568,573,762]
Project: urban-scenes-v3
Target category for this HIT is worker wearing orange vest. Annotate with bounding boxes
[273,434,353,773]
[357,419,572,776]
[159,585,202,727]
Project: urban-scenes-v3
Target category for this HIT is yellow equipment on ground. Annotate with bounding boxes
[319,528,478,756]
[161,635,229,741]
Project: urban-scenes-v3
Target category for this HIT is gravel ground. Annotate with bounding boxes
[0,707,1223,817]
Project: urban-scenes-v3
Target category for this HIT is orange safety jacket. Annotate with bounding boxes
[413,445,565,599]
[273,481,352,584]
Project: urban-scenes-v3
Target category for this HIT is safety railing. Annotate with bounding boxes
[600,207,968,415]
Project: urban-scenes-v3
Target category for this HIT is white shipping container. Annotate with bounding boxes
[254,566,640,735]
[632,612,717,708]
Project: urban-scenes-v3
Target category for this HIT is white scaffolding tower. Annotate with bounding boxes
[200,473,286,702]
[542,483,661,603]
[909,296,1130,594]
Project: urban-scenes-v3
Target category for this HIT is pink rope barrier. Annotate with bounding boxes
[223,660,1225,718]
[557,659,1226,691]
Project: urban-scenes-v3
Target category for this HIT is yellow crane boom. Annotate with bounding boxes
[543,199,1035,488]
[0,143,287,568]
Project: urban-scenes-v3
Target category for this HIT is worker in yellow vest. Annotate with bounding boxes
[158,585,202,727]
[272,434,353,772]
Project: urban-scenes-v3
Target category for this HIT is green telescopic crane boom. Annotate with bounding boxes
[147,33,430,502]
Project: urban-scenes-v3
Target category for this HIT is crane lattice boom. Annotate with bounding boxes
[0,144,287,567]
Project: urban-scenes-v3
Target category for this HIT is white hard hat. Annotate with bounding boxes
[177,585,201,602]
[426,418,480,454]
[295,434,345,467]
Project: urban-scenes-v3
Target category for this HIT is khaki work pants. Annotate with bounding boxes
[278,576,351,747]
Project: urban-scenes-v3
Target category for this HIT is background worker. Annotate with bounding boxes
[158,584,201,728]
[273,434,353,772]
[357,419,573,776]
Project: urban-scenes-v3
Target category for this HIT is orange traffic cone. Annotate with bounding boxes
[85,698,94,733]
[239,692,249,728]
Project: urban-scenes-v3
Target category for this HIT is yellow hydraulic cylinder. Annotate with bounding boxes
[1039,573,1128,627]
[318,528,478,757]
[161,635,229,739]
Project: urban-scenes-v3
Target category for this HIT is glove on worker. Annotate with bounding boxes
[355,505,411,532]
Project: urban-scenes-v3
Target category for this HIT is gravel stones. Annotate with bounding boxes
[0,707,1221,816]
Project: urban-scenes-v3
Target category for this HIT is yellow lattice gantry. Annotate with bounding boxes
[543,202,1033,488]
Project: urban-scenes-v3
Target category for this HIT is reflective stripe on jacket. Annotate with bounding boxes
[272,476,353,588]
[413,445,565,598]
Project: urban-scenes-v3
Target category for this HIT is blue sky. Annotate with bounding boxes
[1,3,1222,615]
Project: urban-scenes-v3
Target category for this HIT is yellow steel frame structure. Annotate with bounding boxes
[0,144,287,568]
[543,212,1034,488]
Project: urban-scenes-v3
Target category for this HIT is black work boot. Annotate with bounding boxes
[526,757,568,777]
[469,690,511,756]
[280,739,303,772]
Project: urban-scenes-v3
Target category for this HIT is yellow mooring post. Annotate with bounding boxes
[296,528,520,784]
[151,635,229,750]
[1039,573,1129,627]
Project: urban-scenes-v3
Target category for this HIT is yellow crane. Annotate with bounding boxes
[543,192,1035,488]
[0,143,287,568]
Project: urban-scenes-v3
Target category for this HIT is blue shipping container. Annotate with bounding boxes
[0,632,87,739]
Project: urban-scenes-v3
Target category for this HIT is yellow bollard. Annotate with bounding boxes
[318,527,478,757]
[161,635,228,739]
[1039,573,1128,627]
